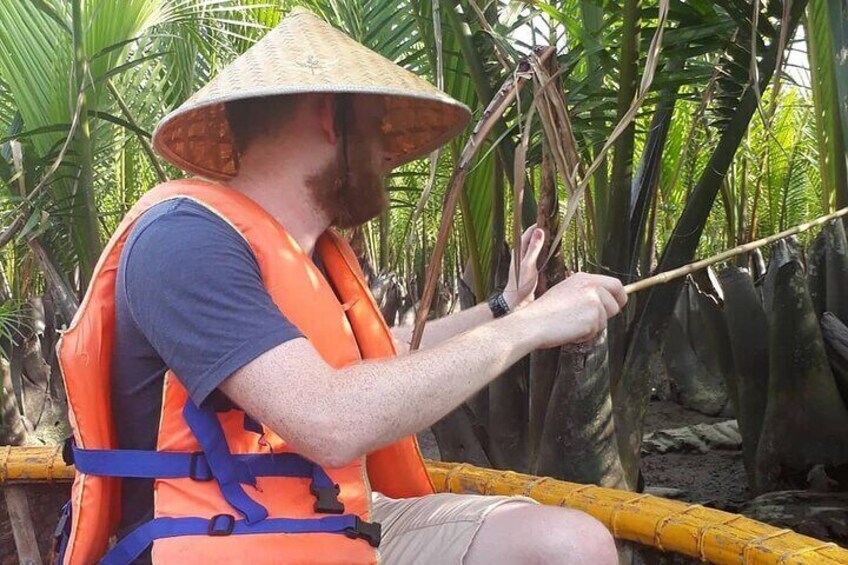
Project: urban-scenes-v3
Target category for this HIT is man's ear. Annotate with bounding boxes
[316,93,338,145]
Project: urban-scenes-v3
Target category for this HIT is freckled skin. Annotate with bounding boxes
[222,271,625,467]
[221,93,625,564]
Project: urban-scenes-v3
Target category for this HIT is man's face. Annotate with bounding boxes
[308,95,391,229]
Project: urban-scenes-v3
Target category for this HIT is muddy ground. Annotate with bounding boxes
[418,399,748,510]
[641,400,749,510]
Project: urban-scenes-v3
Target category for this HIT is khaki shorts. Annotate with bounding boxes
[372,491,537,564]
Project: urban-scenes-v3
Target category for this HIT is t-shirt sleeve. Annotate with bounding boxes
[121,199,303,406]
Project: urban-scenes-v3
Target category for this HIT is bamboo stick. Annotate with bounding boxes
[624,206,848,294]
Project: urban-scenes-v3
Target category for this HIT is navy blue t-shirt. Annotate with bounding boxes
[111,198,305,541]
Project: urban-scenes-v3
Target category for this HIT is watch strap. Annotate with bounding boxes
[488,292,510,318]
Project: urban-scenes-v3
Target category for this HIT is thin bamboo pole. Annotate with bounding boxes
[624,206,848,294]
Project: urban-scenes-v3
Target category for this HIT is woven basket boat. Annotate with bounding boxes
[2,446,846,564]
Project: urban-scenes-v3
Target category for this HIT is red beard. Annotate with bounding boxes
[308,137,388,229]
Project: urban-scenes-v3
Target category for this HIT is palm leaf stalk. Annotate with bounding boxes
[449,2,537,224]
[530,65,582,191]
[403,0,443,259]
[105,79,167,183]
[580,0,610,255]
[543,0,671,265]
[628,60,682,280]
[407,0,493,296]
[528,59,584,234]
[602,0,641,285]
[806,0,848,209]
[660,60,722,214]
[465,0,511,71]
[410,46,556,351]
[71,0,102,288]
[518,57,585,283]
[0,217,25,250]
[829,0,848,187]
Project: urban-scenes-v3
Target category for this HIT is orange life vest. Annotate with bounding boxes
[56,179,434,564]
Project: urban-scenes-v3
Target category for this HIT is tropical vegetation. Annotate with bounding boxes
[1,0,847,528]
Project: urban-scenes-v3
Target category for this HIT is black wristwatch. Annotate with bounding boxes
[488,292,511,318]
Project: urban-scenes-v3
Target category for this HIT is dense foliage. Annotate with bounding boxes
[0,1,847,497]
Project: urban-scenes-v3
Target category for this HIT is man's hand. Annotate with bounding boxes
[518,272,627,349]
[503,225,546,310]
[390,225,545,352]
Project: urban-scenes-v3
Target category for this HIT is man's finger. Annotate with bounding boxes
[519,223,538,255]
[597,287,621,318]
[594,275,627,308]
[522,228,545,271]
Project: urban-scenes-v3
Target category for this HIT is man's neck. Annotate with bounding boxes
[226,161,331,256]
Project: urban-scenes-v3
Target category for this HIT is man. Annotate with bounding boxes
[59,9,624,565]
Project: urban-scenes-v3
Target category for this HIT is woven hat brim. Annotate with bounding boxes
[152,88,470,181]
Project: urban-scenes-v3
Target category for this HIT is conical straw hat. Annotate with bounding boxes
[152,8,471,180]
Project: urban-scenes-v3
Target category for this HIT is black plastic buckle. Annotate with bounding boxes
[311,484,345,514]
[61,437,75,466]
[344,517,382,548]
[189,452,214,482]
[208,514,235,537]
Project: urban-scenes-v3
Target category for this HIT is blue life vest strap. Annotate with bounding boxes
[100,514,381,565]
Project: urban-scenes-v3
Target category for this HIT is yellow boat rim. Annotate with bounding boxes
[2,446,846,564]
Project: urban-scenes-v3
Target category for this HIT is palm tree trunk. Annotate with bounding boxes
[603,0,641,400]
[450,1,537,224]
[603,0,641,282]
[629,65,681,277]
[72,0,102,288]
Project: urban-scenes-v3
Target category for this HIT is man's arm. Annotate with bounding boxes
[391,226,544,352]
[220,271,626,468]
[121,200,308,411]
[391,301,493,353]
